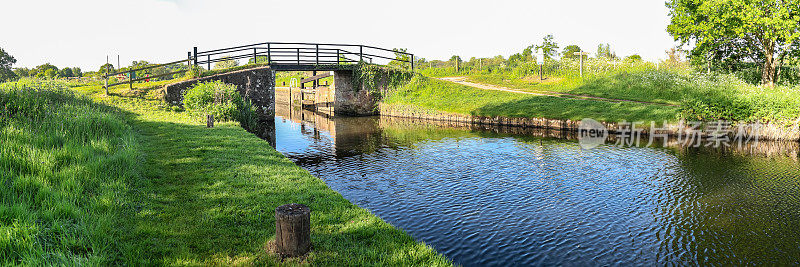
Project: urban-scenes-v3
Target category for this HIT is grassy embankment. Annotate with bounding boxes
[412,61,800,124]
[385,75,681,123]
[1,78,451,266]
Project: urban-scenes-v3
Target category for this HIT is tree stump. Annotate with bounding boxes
[275,204,311,257]
[206,114,214,128]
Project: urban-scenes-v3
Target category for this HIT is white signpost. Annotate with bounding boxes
[574,50,590,78]
[535,52,545,81]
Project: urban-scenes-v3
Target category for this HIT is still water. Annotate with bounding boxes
[264,107,800,266]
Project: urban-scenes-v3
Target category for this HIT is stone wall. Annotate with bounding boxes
[163,66,275,117]
[380,103,800,141]
[333,70,383,116]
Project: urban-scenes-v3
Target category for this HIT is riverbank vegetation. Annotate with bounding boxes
[413,38,800,125]
[384,75,680,123]
[1,79,451,265]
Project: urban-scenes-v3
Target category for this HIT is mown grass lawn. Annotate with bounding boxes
[385,76,681,123]
[463,71,800,124]
[1,79,452,266]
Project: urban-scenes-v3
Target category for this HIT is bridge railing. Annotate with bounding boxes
[102,42,413,92]
[193,42,414,71]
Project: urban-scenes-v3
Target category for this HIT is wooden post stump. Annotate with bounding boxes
[206,114,214,128]
[275,203,311,257]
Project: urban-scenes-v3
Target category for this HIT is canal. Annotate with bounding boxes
[260,106,800,266]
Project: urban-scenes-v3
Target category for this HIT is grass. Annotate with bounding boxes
[420,60,800,124]
[384,75,680,123]
[1,79,451,265]
[1,79,140,264]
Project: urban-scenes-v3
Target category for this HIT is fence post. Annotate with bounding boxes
[359,46,363,62]
[274,204,311,257]
[297,48,300,65]
[104,55,109,95]
[129,70,134,90]
[187,52,192,68]
[253,48,258,64]
[193,47,198,66]
[315,44,319,66]
[267,43,271,64]
[411,54,415,72]
[207,55,211,70]
[337,49,340,64]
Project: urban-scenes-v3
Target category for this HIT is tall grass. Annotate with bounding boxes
[0,79,139,265]
[422,59,800,124]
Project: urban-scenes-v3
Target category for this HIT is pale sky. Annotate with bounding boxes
[1,0,678,71]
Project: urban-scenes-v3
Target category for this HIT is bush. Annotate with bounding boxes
[182,80,248,122]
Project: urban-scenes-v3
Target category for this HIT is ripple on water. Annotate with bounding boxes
[272,116,800,266]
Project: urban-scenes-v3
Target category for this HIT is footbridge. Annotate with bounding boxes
[103,42,415,117]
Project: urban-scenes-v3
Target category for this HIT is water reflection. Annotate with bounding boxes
[264,104,800,266]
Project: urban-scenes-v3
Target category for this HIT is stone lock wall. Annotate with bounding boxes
[163,66,276,118]
[332,70,384,116]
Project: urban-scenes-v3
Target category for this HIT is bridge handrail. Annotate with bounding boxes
[102,42,414,92]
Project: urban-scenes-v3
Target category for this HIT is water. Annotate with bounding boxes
[264,108,800,266]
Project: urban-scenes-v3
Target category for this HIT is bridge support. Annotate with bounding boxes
[163,66,276,119]
[330,70,381,116]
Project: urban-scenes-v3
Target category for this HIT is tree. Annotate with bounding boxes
[665,47,686,65]
[666,0,800,86]
[0,47,17,82]
[449,55,462,63]
[625,54,643,62]
[43,69,57,79]
[99,63,115,74]
[13,67,29,78]
[72,67,82,77]
[389,48,411,69]
[562,45,583,59]
[59,67,74,77]
[596,43,617,59]
[535,34,559,60]
[33,63,59,78]
[214,57,239,69]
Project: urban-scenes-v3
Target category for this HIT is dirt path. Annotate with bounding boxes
[437,76,678,107]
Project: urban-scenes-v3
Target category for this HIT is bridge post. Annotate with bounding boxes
[315,44,319,66]
[193,47,198,67]
[297,48,300,65]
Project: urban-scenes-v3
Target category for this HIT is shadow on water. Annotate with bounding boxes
[256,103,800,266]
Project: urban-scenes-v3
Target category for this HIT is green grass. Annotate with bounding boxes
[1,79,140,264]
[419,59,800,124]
[385,75,680,123]
[2,79,451,265]
[467,70,800,124]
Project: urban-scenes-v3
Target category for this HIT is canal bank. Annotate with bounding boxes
[18,81,453,266]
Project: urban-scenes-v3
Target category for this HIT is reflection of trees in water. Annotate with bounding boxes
[271,113,800,264]
[658,149,800,265]
[378,116,800,264]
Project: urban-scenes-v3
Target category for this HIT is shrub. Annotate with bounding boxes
[183,81,245,122]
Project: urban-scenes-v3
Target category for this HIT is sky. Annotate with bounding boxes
[0,0,678,71]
